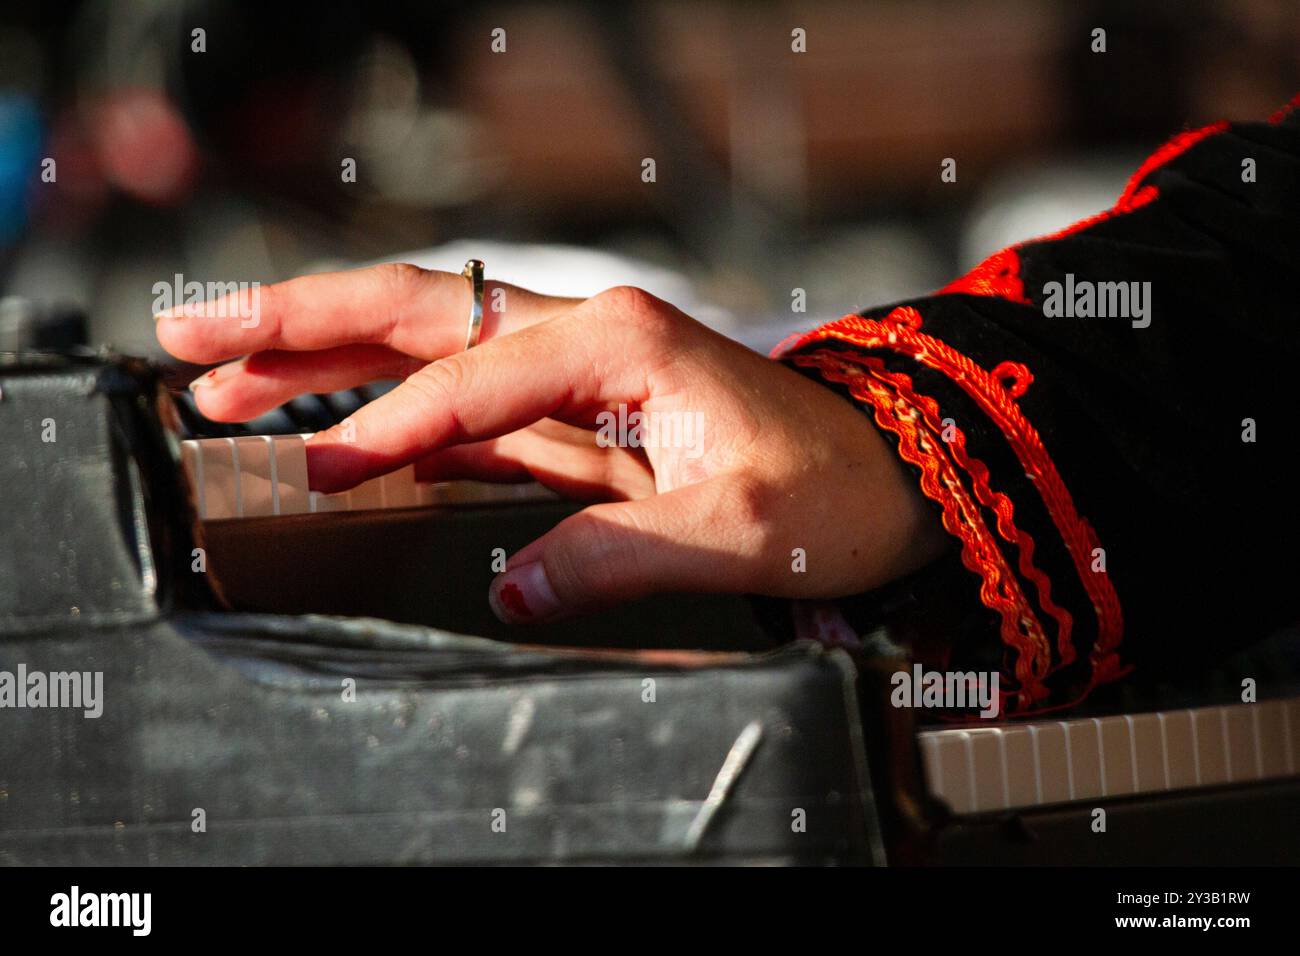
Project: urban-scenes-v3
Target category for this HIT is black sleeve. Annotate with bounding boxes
[776,97,1300,714]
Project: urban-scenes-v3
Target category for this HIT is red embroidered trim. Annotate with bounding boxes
[781,308,1125,692]
[1269,92,1300,124]
[940,247,1029,303]
[1117,122,1229,207]
[839,352,1078,672]
[941,120,1230,302]
[791,350,1051,710]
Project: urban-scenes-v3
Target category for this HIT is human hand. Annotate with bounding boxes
[157,264,946,623]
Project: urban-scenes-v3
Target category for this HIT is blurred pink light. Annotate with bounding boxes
[92,88,199,205]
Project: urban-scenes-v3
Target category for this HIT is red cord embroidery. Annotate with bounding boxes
[942,121,1230,302]
[1269,92,1300,124]
[782,308,1125,696]
[792,350,1052,711]
[941,247,1029,303]
[843,352,1077,671]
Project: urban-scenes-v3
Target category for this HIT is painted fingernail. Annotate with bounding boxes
[488,561,560,623]
[187,368,221,391]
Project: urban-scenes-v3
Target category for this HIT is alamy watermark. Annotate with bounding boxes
[890,664,1000,718]
[595,403,705,460]
[152,274,261,328]
[50,886,151,936]
[0,665,103,718]
[1042,273,1151,328]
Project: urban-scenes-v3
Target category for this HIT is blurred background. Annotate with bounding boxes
[1,0,1297,358]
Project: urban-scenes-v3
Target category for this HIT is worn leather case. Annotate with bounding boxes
[0,353,882,864]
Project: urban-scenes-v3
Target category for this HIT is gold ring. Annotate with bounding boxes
[462,259,485,350]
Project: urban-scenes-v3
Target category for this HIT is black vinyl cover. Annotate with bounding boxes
[0,353,881,865]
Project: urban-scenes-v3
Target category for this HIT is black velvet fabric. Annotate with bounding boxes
[783,101,1300,710]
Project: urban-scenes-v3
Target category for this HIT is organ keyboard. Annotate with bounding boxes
[919,696,1300,815]
[180,434,555,520]
[177,421,1300,835]
[10,350,1300,864]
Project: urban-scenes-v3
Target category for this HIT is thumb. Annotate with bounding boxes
[487,482,748,623]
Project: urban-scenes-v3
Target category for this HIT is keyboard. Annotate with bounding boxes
[919,696,1300,815]
[180,434,555,520]
[5,351,1298,864]
[172,381,1300,844]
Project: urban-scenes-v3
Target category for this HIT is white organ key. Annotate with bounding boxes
[918,696,1300,816]
[308,489,351,513]
[268,434,311,514]
[230,436,275,517]
[230,435,311,518]
[182,435,557,520]
[381,467,419,508]
[181,439,206,520]
[346,474,386,511]
[196,437,241,520]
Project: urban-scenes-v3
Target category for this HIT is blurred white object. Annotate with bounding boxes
[360,239,735,332]
[960,156,1141,269]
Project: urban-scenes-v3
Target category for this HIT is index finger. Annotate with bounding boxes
[154,262,580,365]
[304,305,665,492]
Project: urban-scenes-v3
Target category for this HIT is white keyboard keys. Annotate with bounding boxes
[181,435,556,520]
[232,435,310,517]
[919,697,1300,815]
[381,468,420,508]
[197,437,242,520]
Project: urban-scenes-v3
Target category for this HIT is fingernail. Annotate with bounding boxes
[488,561,560,623]
[187,368,220,391]
[154,304,187,322]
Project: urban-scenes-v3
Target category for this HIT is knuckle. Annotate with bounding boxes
[593,285,676,338]
[408,356,467,403]
[252,281,276,320]
[403,358,471,442]
[240,281,279,340]
[596,284,657,312]
[725,477,779,554]
[546,508,636,599]
[372,262,431,345]
[375,261,430,293]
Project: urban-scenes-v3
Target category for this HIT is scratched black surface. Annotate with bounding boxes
[0,353,880,865]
